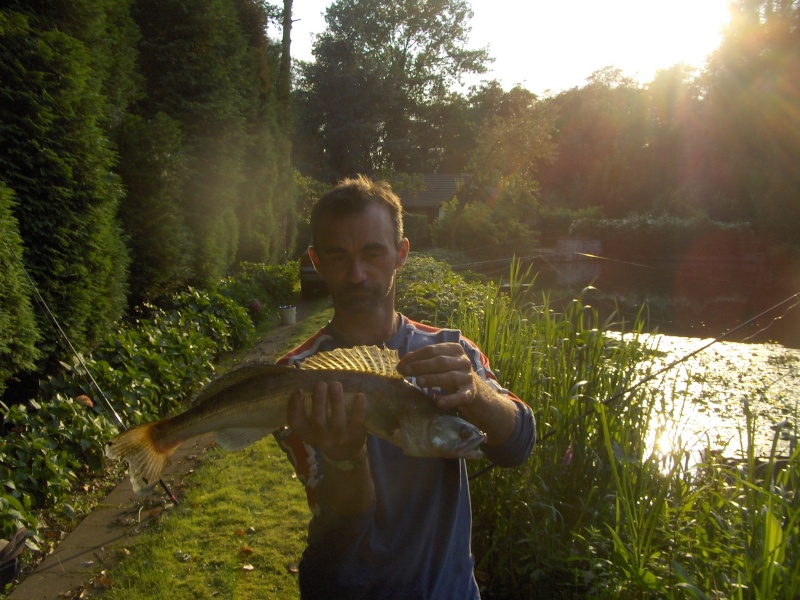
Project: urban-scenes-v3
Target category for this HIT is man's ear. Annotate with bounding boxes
[308,247,321,272]
[396,238,410,268]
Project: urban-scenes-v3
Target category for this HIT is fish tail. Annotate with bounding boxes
[105,422,176,495]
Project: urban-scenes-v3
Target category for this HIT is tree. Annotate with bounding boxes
[294,0,489,178]
[0,183,40,397]
[700,0,800,239]
[115,112,194,305]
[433,84,556,257]
[131,0,296,284]
[0,9,130,365]
[537,68,651,216]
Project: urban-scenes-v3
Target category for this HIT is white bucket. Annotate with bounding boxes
[278,305,296,325]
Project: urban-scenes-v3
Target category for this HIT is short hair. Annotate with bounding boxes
[310,174,404,246]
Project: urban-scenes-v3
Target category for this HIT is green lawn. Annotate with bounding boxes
[96,302,332,599]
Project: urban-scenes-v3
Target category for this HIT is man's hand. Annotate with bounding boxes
[396,342,479,410]
[288,381,367,460]
[397,342,517,446]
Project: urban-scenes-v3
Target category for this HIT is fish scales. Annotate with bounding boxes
[105,345,486,494]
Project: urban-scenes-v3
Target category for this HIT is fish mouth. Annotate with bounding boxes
[428,415,486,459]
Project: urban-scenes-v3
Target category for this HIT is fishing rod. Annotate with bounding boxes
[469,287,800,480]
[3,240,178,504]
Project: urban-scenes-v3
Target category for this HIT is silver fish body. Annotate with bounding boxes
[105,346,486,494]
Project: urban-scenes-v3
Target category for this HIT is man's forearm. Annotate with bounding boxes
[317,453,375,515]
[457,374,518,446]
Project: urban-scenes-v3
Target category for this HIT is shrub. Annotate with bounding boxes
[0,183,40,396]
[0,280,263,547]
[219,261,298,313]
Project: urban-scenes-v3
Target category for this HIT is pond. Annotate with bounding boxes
[474,248,800,458]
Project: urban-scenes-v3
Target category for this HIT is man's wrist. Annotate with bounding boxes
[322,444,368,471]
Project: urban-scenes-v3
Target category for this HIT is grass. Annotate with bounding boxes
[93,299,332,599]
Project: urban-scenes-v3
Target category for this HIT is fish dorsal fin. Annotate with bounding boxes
[299,345,402,379]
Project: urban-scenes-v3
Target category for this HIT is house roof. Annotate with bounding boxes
[399,173,469,208]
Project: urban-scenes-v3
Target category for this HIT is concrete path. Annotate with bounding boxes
[7,434,213,599]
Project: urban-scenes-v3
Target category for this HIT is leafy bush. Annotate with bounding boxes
[570,214,755,259]
[219,261,298,313]
[0,278,271,547]
[395,253,492,324]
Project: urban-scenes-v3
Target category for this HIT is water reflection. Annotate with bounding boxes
[620,332,800,460]
[491,245,800,348]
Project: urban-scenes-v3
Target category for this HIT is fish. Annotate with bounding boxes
[105,345,486,494]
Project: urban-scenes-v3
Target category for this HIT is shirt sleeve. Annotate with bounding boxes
[459,339,536,468]
[480,400,536,467]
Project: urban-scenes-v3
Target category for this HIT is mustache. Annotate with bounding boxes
[342,282,375,294]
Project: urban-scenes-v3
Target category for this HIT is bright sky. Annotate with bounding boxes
[285,0,732,95]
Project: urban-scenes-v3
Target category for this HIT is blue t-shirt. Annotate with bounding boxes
[276,315,536,599]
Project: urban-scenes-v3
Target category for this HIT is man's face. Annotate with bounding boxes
[310,203,408,315]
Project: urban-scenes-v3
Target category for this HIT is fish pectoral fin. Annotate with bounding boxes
[213,427,276,451]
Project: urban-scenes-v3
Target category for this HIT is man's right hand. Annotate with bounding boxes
[288,381,368,461]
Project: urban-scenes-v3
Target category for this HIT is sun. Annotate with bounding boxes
[466,0,732,93]
[614,0,731,77]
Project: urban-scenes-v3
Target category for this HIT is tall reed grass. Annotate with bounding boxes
[399,255,800,598]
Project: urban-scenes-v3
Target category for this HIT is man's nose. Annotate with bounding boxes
[346,258,367,283]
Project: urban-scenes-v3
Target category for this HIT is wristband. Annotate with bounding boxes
[321,444,368,471]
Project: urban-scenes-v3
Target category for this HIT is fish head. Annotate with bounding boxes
[392,413,485,459]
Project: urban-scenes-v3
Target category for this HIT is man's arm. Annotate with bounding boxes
[396,343,519,447]
[288,383,375,515]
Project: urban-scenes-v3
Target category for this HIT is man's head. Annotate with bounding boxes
[310,175,404,248]
[308,175,409,318]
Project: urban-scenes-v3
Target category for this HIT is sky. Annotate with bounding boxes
[283,0,732,95]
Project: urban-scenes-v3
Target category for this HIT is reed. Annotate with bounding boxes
[408,256,800,598]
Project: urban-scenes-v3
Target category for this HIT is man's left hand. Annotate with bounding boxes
[396,342,479,410]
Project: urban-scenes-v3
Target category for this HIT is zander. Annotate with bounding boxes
[105,345,486,494]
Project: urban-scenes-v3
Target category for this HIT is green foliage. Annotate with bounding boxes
[570,214,755,259]
[131,0,296,285]
[115,112,194,306]
[0,281,266,548]
[292,170,330,251]
[295,0,489,176]
[0,183,40,396]
[395,253,491,324]
[219,261,299,311]
[0,8,131,361]
[432,190,540,260]
[537,205,604,239]
[402,212,431,249]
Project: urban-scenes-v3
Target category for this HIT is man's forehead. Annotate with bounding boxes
[313,204,397,247]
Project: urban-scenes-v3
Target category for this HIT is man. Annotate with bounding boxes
[276,175,536,599]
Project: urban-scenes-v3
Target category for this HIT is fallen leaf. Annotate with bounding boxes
[234,529,246,537]
[75,395,93,408]
[93,575,114,589]
[240,545,254,555]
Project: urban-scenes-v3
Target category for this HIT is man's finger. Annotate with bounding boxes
[350,392,367,428]
[327,381,347,436]
[288,388,307,432]
[310,381,329,427]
